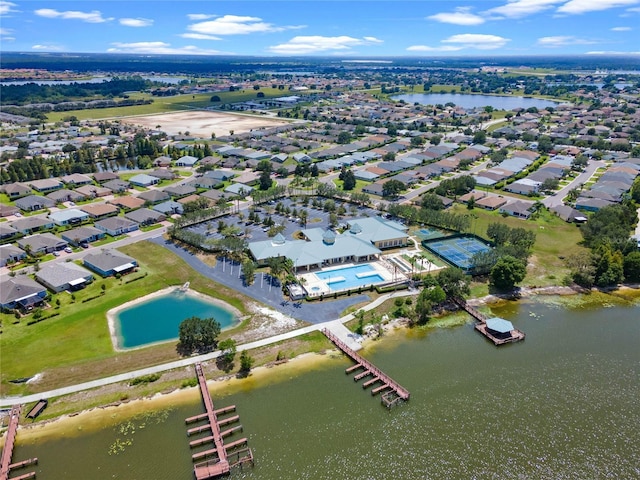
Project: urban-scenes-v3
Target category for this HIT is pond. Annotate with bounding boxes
[391,92,561,110]
[111,289,237,349]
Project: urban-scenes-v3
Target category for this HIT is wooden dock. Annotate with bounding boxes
[322,329,409,409]
[1,405,38,480]
[187,363,253,479]
[454,298,525,346]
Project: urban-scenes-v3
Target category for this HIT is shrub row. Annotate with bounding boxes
[27,312,60,326]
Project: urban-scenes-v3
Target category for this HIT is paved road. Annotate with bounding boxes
[0,289,417,408]
[542,160,605,208]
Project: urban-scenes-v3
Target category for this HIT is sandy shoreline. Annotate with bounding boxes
[106,286,243,351]
[10,351,338,443]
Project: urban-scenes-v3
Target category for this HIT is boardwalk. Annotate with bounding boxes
[1,405,37,480]
[454,298,525,346]
[188,364,253,479]
[322,329,409,408]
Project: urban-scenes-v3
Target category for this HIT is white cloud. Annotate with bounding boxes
[537,35,598,46]
[108,41,222,55]
[407,45,464,52]
[32,44,63,51]
[0,27,12,35]
[485,0,564,19]
[428,7,485,25]
[0,1,18,16]
[188,14,303,36]
[611,26,632,31]
[34,8,113,23]
[442,34,510,49]
[557,0,640,14]
[180,33,221,41]
[119,18,153,28]
[267,36,382,55]
[586,50,640,54]
[187,13,216,21]
[408,34,510,52]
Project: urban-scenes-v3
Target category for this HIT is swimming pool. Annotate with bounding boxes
[315,264,385,291]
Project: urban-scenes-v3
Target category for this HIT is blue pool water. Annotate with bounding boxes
[315,264,385,291]
[115,291,236,349]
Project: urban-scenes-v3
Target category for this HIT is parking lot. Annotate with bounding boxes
[185,197,381,243]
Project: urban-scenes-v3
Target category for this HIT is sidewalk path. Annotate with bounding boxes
[0,289,418,408]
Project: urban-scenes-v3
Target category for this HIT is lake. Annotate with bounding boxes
[113,289,237,349]
[9,295,640,479]
[1,76,188,86]
[392,92,561,110]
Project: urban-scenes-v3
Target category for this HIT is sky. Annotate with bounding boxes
[1,0,640,57]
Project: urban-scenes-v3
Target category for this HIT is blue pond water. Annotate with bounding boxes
[115,290,236,349]
[316,264,384,291]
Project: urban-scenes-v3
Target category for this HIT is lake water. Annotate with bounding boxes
[8,296,640,479]
[392,92,561,110]
[1,76,187,86]
[114,290,237,349]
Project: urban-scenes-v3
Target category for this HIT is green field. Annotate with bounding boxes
[45,87,287,122]
[0,241,254,396]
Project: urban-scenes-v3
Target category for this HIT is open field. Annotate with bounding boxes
[119,110,290,138]
[0,241,260,397]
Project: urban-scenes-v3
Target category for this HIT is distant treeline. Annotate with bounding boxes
[1,76,152,105]
[2,52,640,75]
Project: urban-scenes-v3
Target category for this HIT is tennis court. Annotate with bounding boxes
[414,228,446,241]
[422,235,491,272]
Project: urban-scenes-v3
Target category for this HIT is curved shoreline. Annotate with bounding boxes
[106,286,243,352]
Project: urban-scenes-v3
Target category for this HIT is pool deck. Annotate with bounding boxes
[300,261,395,298]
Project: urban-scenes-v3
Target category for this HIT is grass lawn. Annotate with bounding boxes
[0,240,255,396]
[45,88,286,123]
[451,204,586,287]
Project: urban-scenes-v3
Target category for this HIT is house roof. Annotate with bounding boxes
[0,276,46,305]
[84,249,136,273]
[137,190,170,203]
[15,195,55,210]
[48,209,90,223]
[125,208,165,223]
[129,173,159,185]
[486,317,514,333]
[94,217,138,231]
[35,262,93,289]
[80,203,119,217]
[17,232,67,251]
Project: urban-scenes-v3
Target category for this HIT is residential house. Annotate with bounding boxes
[17,232,68,254]
[61,226,105,246]
[61,173,93,186]
[164,184,196,198]
[102,179,130,193]
[148,169,177,181]
[476,195,508,210]
[499,201,534,219]
[14,195,55,212]
[0,223,19,241]
[48,209,90,226]
[35,262,94,293]
[9,216,55,235]
[80,203,119,220]
[28,178,63,193]
[0,276,47,311]
[46,189,85,204]
[2,183,32,199]
[94,217,139,236]
[0,244,26,267]
[129,174,160,187]
[0,204,20,217]
[75,184,112,198]
[93,171,119,183]
[83,249,137,277]
[152,200,184,215]
[137,190,170,205]
[109,196,145,211]
[176,155,199,167]
[125,208,166,225]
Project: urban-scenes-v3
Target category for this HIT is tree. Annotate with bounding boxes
[382,179,404,198]
[540,178,559,193]
[415,285,446,324]
[487,222,511,246]
[242,260,256,286]
[490,255,527,291]
[259,170,273,190]
[217,338,237,372]
[342,170,356,190]
[436,268,470,300]
[337,131,352,144]
[239,350,254,373]
[178,317,221,355]
[421,193,444,211]
[473,130,487,144]
[623,251,640,283]
[210,95,221,102]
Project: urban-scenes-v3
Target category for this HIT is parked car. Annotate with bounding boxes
[53,251,60,257]
[80,242,89,249]
[64,247,73,253]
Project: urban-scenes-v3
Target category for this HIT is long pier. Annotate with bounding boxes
[453,298,525,345]
[322,329,409,408]
[187,363,253,479]
[1,405,38,480]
